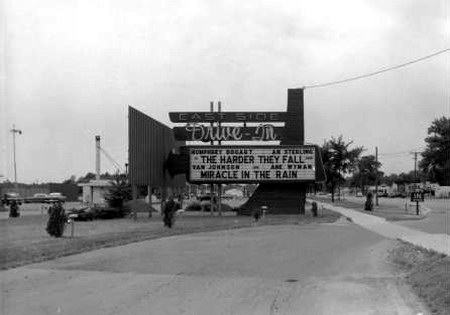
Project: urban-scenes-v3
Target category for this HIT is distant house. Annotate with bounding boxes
[78,180,112,205]
[367,184,390,196]
[435,186,450,198]
[224,188,244,198]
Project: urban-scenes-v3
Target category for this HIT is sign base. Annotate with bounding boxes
[238,183,307,215]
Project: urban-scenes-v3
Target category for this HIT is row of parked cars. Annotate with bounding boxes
[1,192,67,206]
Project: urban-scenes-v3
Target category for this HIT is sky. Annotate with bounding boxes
[1,0,449,184]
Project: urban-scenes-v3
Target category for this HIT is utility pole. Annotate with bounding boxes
[412,151,419,182]
[10,125,22,187]
[210,101,215,215]
[375,146,379,206]
[217,101,222,216]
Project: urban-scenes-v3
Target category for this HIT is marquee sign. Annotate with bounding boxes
[173,123,284,142]
[188,145,317,183]
[169,111,287,123]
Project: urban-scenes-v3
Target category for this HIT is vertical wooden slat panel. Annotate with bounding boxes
[128,106,185,188]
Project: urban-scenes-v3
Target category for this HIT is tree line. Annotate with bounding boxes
[319,116,449,201]
[61,116,448,204]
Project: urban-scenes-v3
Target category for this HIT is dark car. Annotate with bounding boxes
[198,195,217,212]
[47,192,67,203]
[24,193,49,203]
[2,193,23,206]
[66,207,95,221]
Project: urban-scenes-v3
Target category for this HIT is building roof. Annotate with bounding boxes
[78,180,113,187]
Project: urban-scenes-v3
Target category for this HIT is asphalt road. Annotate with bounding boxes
[396,199,449,235]
[1,219,427,315]
[345,196,450,235]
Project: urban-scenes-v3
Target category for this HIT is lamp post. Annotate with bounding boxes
[10,125,22,187]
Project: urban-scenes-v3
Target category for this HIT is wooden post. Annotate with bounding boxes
[161,186,167,215]
[70,220,75,237]
[375,146,379,206]
[132,184,138,220]
[217,101,222,216]
[210,101,215,215]
[148,185,152,218]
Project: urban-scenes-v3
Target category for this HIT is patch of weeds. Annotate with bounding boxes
[389,241,450,315]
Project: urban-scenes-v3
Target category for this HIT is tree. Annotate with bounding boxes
[46,202,66,237]
[104,174,132,212]
[76,172,117,183]
[352,155,382,194]
[77,172,97,183]
[381,174,399,186]
[321,136,364,202]
[62,175,76,184]
[420,116,450,186]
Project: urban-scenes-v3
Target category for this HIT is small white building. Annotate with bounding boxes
[435,186,450,198]
[224,188,244,198]
[78,180,112,205]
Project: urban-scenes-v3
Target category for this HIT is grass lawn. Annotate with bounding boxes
[389,241,450,315]
[0,208,340,270]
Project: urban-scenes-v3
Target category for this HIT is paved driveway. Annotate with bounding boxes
[396,199,450,235]
[344,196,450,235]
[1,221,426,315]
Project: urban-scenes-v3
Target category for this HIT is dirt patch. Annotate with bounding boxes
[389,241,450,315]
[0,208,340,270]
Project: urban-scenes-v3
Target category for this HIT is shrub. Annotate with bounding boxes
[46,203,67,237]
[364,192,374,211]
[104,175,131,215]
[185,201,202,211]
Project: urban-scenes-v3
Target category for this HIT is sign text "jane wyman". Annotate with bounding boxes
[189,146,316,183]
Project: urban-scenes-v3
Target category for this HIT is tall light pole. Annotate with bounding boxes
[375,146,379,206]
[10,124,22,185]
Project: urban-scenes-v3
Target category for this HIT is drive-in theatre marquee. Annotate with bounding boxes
[167,104,325,184]
[188,145,317,183]
[165,89,325,214]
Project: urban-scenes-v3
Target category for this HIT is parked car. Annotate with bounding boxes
[24,193,49,203]
[66,207,95,221]
[199,195,213,211]
[1,193,23,206]
[93,205,131,219]
[388,192,407,198]
[47,192,67,203]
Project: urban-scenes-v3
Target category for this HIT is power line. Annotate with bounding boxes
[99,147,124,173]
[378,151,410,157]
[303,48,450,89]
[378,148,425,156]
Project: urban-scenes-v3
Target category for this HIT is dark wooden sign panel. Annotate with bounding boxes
[169,111,287,123]
[173,124,284,142]
[128,106,185,187]
[187,145,318,183]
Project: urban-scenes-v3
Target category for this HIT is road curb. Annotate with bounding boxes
[420,206,432,216]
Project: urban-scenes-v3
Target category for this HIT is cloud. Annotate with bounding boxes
[2,0,448,182]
